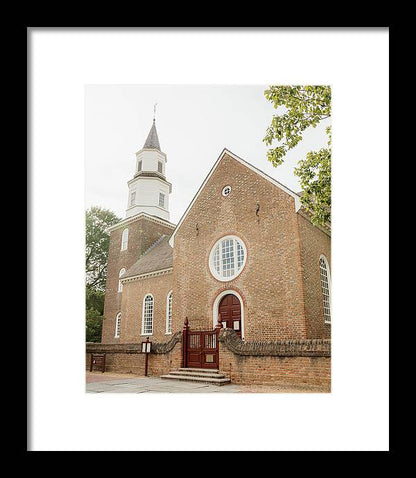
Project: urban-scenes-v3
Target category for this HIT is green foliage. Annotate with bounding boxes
[86,286,105,314]
[86,308,104,343]
[85,206,121,342]
[86,206,121,291]
[263,86,331,226]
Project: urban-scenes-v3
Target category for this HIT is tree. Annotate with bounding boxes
[85,206,121,342]
[86,286,105,314]
[86,308,104,343]
[85,286,105,343]
[263,85,331,226]
[86,206,121,291]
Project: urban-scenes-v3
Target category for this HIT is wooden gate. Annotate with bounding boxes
[182,318,222,369]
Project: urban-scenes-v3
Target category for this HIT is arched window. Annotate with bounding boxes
[319,255,331,324]
[114,312,121,338]
[209,235,247,281]
[142,294,154,335]
[118,268,126,293]
[121,228,129,251]
[166,291,172,334]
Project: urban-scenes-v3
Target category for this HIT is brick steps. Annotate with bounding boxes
[160,368,231,386]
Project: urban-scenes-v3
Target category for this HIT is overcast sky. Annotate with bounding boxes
[85,84,330,224]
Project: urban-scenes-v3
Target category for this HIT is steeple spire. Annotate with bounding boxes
[143,104,160,150]
[143,120,161,150]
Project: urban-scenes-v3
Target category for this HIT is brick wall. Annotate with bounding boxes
[102,215,175,344]
[119,271,173,343]
[219,350,331,386]
[297,212,331,339]
[86,334,182,376]
[172,153,307,341]
[86,330,330,387]
[218,329,331,386]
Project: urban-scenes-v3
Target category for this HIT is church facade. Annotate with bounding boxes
[92,119,331,387]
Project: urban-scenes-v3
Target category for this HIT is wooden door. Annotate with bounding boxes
[186,330,219,369]
[218,294,242,338]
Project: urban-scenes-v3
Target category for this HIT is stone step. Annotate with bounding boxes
[178,368,221,374]
[168,370,227,379]
[160,374,231,386]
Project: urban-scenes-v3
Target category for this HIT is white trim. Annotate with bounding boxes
[118,268,126,292]
[135,148,167,161]
[107,211,176,233]
[166,290,173,334]
[169,148,301,246]
[127,175,172,193]
[212,290,245,341]
[222,185,231,197]
[125,204,169,214]
[319,254,332,324]
[209,235,247,282]
[141,293,154,336]
[114,312,121,338]
[120,227,129,251]
[120,267,173,284]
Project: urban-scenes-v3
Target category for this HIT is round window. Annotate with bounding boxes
[209,235,247,281]
[222,186,231,197]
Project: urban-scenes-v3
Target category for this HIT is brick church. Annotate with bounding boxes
[91,118,332,387]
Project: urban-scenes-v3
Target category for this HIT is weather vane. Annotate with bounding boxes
[153,102,158,121]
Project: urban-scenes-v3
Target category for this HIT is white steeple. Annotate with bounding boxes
[125,118,172,220]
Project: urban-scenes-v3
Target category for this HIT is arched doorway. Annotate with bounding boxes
[218,293,242,338]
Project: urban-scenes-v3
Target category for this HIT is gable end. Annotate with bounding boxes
[169,148,301,246]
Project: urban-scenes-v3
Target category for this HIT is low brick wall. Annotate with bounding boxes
[218,329,331,387]
[86,329,331,387]
[86,332,182,376]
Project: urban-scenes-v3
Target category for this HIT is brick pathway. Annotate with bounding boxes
[86,372,329,393]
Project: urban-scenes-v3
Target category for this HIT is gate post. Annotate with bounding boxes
[214,319,223,369]
[182,317,189,368]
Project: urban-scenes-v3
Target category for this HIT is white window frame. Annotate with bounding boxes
[137,160,142,172]
[209,235,247,282]
[319,254,332,324]
[118,268,126,292]
[114,312,121,338]
[121,228,129,251]
[166,290,173,334]
[158,161,163,174]
[159,192,165,208]
[130,191,136,207]
[222,185,231,197]
[141,294,154,336]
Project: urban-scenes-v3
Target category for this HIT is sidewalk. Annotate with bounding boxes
[86,372,330,393]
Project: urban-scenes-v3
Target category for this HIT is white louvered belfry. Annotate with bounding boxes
[126,119,172,220]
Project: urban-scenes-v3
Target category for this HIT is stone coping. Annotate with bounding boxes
[219,329,331,357]
[86,331,182,355]
[87,330,330,357]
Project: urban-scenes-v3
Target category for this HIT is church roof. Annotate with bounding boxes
[143,119,161,150]
[123,235,173,279]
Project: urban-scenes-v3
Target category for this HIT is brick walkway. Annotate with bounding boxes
[86,372,330,393]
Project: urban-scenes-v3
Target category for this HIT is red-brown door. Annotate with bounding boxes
[219,294,242,338]
[186,330,219,369]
